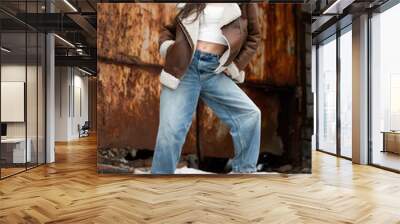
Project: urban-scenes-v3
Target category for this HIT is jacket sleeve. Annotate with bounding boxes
[159,18,177,59]
[233,3,261,71]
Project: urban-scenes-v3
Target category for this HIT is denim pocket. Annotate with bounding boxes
[202,61,220,74]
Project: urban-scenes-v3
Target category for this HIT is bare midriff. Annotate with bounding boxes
[196,40,227,56]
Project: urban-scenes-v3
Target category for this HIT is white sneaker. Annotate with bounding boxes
[134,168,151,174]
[175,166,214,174]
[228,171,272,174]
[134,166,215,175]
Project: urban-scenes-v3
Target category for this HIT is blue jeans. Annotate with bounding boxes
[151,50,261,174]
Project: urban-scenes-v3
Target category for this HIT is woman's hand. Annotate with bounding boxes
[223,68,231,77]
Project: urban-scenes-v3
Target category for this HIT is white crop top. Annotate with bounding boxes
[198,3,228,46]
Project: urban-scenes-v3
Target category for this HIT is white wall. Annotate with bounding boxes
[55,66,70,141]
[1,65,26,140]
[72,73,89,138]
[55,67,89,141]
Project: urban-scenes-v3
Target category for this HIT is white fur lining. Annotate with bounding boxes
[218,3,242,28]
[176,3,186,9]
[159,40,175,59]
[160,69,180,89]
[215,62,245,83]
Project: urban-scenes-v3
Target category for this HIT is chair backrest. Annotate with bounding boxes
[82,121,90,129]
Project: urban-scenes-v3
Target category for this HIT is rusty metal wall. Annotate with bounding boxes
[246,4,298,86]
[97,3,176,66]
[97,3,197,155]
[97,62,197,153]
[97,3,304,172]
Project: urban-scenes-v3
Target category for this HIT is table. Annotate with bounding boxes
[1,138,32,163]
[381,131,400,154]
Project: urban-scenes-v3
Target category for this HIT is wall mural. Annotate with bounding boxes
[97,3,312,174]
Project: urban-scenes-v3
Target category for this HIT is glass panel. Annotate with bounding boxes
[339,29,352,158]
[1,30,28,177]
[27,30,38,169]
[38,32,45,165]
[371,3,400,171]
[312,45,317,151]
[0,1,46,178]
[317,37,337,154]
[26,0,40,170]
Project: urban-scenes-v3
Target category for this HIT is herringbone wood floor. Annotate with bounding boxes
[1,135,400,224]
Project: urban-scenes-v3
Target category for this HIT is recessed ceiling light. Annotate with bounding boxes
[78,67,93,76]
[63,0,78,12]
[1,47,11,53]
[322,0,354,15]
[54,34,75,48]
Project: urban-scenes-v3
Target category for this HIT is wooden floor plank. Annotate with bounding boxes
[0,135,399,223]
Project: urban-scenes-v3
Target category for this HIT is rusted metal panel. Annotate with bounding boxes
[97,62,197,154]
[246,3,299,86]
[97,3,299,85]
[97,3,197,157]
[97,3,177,65]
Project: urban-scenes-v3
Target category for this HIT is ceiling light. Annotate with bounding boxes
[322,0,354,15]
[76,48,86,55]
[1,47,11,53]
[54,34,75,48]
[63,0,78,12]
[78,67,93,76]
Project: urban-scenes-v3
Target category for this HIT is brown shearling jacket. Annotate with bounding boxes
[159,3,261,89]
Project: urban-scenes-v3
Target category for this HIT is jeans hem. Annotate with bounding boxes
[231,167,257,173]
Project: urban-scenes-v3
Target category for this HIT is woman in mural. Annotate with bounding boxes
[151,3,261,174]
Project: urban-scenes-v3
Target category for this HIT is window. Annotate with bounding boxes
[317,36,337,154]
[0,1,47,179]
[339,28,352,158]
[370,2,400,171]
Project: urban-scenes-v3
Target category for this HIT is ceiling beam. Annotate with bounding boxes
[55,55,96,70]
[67,13,96,38]
[322,0,356,15]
